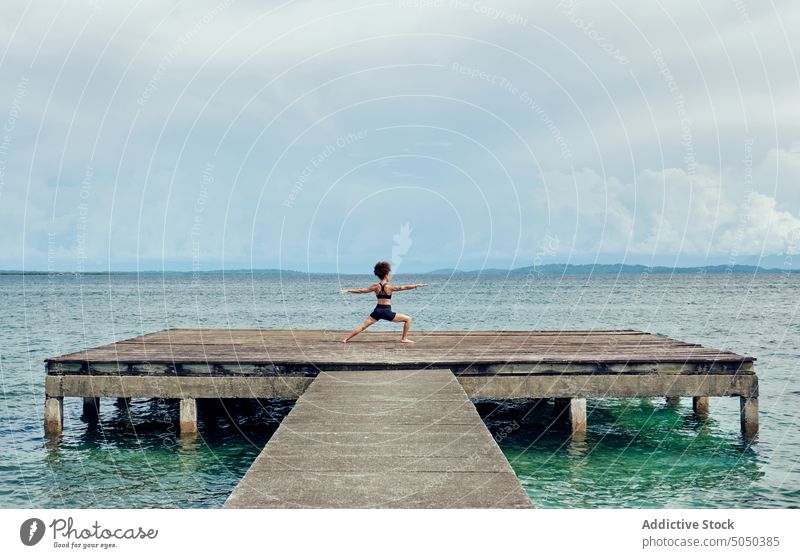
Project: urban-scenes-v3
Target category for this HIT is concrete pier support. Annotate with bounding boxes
[44,396,63,435]
[569,398,587,433]
[665,396,680,406]
[554,397,587,434]
[740,397,759,439]
[692,396,709,418]
[82,397,100,421]
[180,398,198,434]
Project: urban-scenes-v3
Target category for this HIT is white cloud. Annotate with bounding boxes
[535,154,800,261]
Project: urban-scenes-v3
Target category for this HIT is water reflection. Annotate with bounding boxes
[38,397,294,508]
[476,397,764,508]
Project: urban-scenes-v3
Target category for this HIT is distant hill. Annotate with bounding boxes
[0,268,306,276]
[423,264,798,276]
[2,264,797,275]
[426,267,508,275]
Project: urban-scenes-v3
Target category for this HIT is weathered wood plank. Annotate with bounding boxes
[47,360,754,376]
[45,329,756,375]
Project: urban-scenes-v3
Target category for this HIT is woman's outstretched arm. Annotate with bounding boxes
[392,283,430,291]
[338,286,375,294]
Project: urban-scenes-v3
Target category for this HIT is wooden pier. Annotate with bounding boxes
[44,328,759,507]
[223,369,533,508]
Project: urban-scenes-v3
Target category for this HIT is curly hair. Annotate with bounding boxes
[373,260,392,280]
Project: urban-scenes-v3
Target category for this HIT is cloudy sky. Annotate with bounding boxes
[1,0,799,272]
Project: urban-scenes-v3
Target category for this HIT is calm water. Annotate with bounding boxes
[1,272,798,508]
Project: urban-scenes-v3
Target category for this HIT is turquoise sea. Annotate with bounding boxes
[1,272,798,508]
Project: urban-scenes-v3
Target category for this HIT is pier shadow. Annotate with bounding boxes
[41,397,296,507]
[473,397,764,508]
[70,397,295,443]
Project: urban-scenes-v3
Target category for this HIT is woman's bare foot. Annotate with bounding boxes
[399,338,414,344]
[341,338,349,343]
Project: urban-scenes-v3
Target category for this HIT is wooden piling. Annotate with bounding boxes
[740,396,759,439]
[44,396,63,435]
[180,398,198,434]
[569,398,587,433]
[692,396,710,418]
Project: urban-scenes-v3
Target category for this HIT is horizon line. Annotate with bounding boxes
[2,262,799,275]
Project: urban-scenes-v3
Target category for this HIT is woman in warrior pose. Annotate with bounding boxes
[339,260,429,343]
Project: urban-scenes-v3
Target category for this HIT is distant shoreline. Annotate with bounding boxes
[2,264,798,276]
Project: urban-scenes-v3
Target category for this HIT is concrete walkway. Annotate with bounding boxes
[223,369,533,508]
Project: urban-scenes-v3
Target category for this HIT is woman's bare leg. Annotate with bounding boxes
[342,317,377,343]
[392,313,413,343]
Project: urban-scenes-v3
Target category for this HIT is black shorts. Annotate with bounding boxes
[370,304,397,321]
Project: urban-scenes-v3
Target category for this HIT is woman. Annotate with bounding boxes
[339,260,429,343]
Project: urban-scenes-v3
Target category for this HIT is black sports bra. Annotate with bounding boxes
[376,282,391,300]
